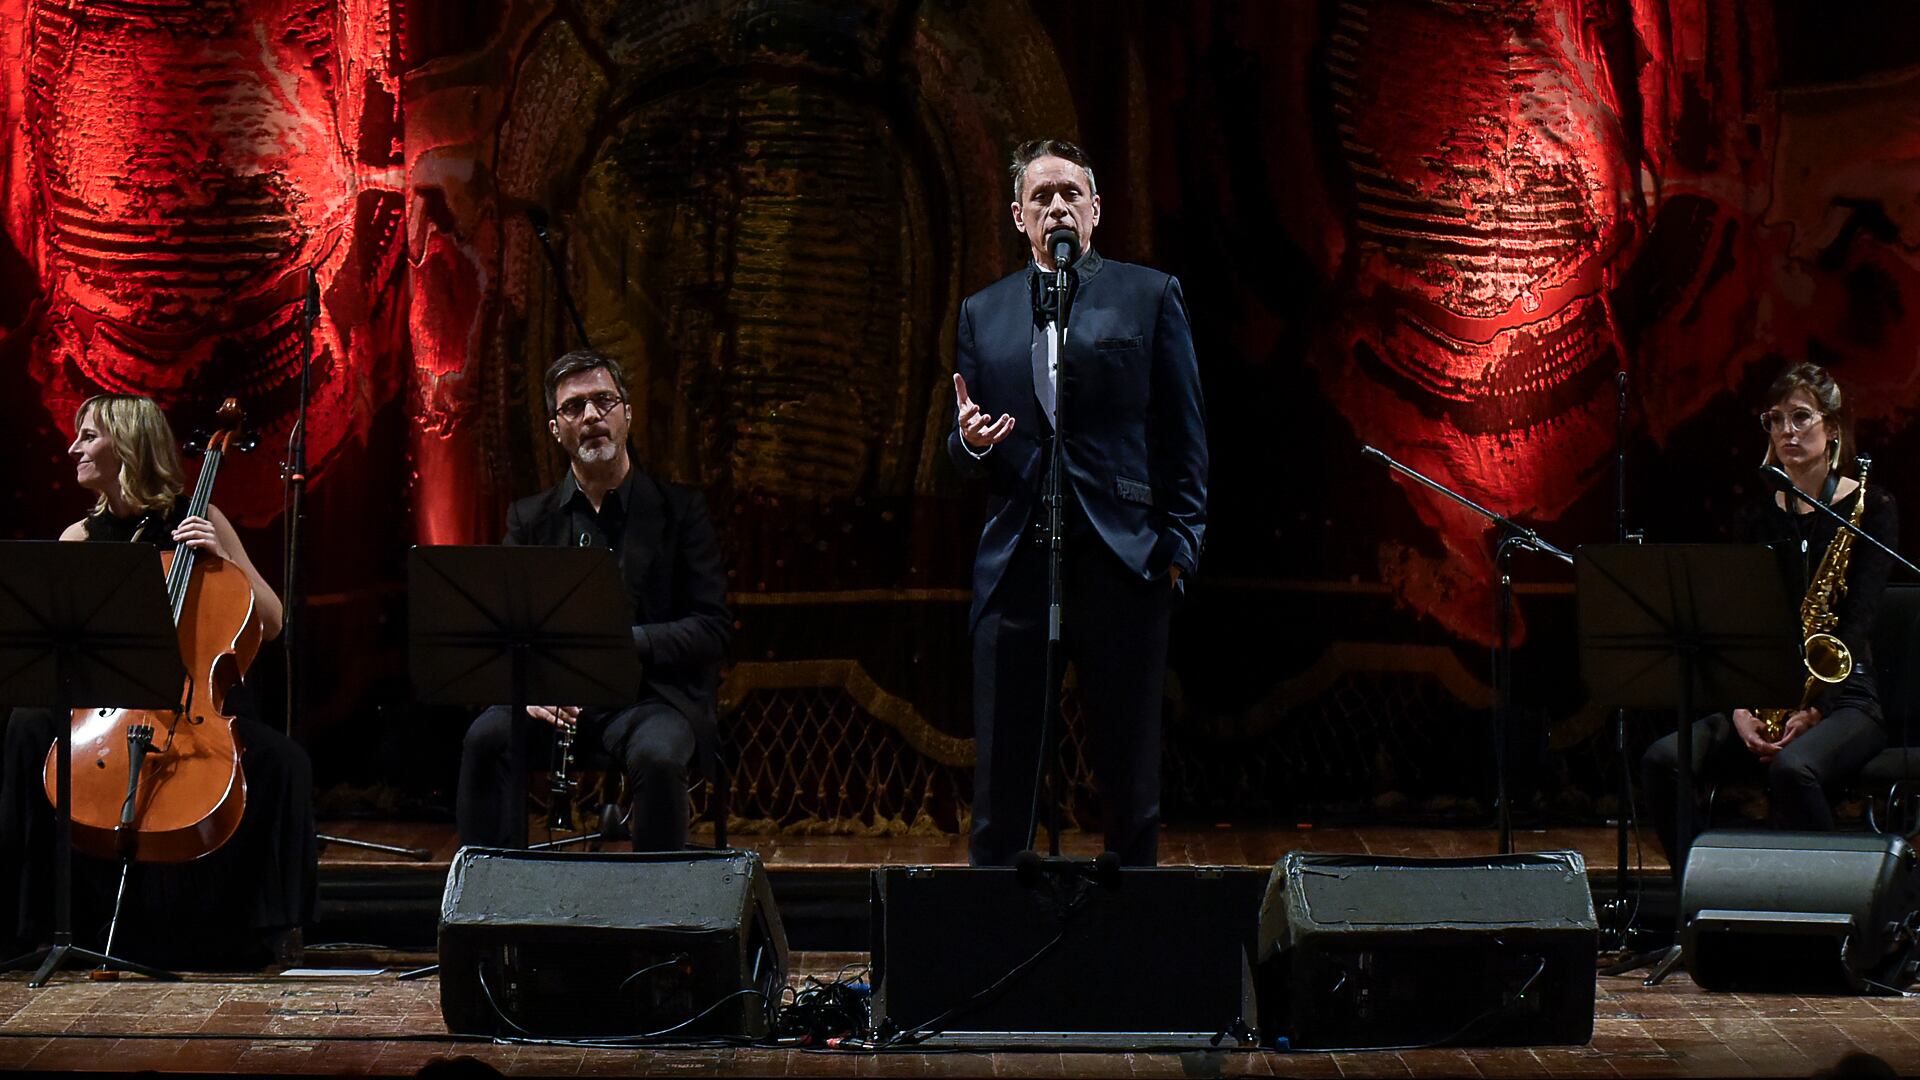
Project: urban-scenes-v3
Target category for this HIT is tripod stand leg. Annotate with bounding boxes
[3,940,179,987]
[1643,944,1683,986]
[317,834,433,860]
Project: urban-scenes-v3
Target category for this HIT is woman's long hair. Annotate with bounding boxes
[78,394,186,518]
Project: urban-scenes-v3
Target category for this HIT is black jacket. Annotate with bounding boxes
[503,464,732,737]
[1736,483,1899,722]
[947,249,1209,630]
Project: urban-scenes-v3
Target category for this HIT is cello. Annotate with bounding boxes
[45,399,262,863]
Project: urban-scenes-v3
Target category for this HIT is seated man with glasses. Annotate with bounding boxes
[455,349,732,851]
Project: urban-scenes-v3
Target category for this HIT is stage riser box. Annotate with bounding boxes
[870,865,1262,1046]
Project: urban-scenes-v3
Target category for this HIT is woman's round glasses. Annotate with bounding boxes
[1759,407,1821,435]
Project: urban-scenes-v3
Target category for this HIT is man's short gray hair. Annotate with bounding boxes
[543,348,630,416]
[1010,138,1097,203]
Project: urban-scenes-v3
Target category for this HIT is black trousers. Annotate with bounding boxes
[457,695,696,851]
[0,704,316,963]
[1640,707,1886,866]
[970,536,1174,867]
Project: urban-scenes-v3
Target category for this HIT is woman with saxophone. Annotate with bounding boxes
[1642,362,1899,864]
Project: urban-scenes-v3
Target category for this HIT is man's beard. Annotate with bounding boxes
[576,440,620,465]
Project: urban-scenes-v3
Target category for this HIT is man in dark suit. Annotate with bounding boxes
[456,350,732,851]
[949,139,1207,867]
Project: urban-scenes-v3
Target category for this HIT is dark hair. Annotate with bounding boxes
[543,349,629,416]
[1010,138,1097,203]
[1763,360,1851,471]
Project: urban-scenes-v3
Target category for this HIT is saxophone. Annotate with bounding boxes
[1758,455,1871,741]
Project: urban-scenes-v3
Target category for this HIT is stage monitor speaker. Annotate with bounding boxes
[870,864,1263,1048]
[1680,830,1920,993]
[1257,851,1597,1050]
[437,847,788,1039]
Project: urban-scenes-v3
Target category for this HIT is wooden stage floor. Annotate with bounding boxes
[21,825,1911,1078]
[3,948,1915,1077]
[312,820,1675,873]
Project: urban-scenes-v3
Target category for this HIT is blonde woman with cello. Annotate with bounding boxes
[0,394,314,968]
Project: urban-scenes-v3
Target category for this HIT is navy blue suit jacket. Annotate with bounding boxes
[947,250,1208,631]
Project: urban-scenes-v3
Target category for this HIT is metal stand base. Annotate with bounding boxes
[1643,944,1684,986]
[1,940,178,988]
[317,833,432,860]
[527,832,601,851]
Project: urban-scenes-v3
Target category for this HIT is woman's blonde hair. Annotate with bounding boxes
[76,394,185,517]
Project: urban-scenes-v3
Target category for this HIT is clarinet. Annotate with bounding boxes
[549,714,576,831]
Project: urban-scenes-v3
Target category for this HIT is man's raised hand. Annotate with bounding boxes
[955,373,1015,448]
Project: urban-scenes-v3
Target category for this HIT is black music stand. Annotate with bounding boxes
[408,545,641,850]
[1576,544,1803,983]
[0,542,186,986]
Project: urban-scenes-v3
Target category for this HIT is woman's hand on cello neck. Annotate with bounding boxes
[183,504,285,641]
[173,514,236,562]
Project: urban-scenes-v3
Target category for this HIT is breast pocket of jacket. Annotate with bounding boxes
[1083,335,1148,416]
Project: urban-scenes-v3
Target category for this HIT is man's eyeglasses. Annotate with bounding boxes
[1759,407,1822,435]
[555,392,625,421]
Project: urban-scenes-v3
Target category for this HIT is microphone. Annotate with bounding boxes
[1046,225,1080,270]
[1758,464,1798,496]
[303,265,321,328]
[1013,849,1043,889]
[526,205,550,239]
[1011,850,1123,891]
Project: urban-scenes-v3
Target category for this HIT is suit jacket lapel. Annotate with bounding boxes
[621,469,664,607]
[988,283,1046,433]
[532,482,571,547]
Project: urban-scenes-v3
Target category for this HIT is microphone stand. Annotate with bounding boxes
[1607,371,1640,950]
[528,207,592,349]
[286,268,431,862]
[1360,445,1572,854]
[1024,241,1075,858]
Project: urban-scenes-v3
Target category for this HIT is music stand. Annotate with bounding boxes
[408,545,641,850]
[0,542,186,986]
[1576,544,1803,983]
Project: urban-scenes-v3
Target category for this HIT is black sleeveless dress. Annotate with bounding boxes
[0,505,316,967]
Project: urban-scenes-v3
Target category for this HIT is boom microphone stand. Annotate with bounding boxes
[1024,227,1078,858]
[1359,446,1573,854]
[1762,460,1920,579]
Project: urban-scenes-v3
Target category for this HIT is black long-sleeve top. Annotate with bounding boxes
[1734,483,1899,722]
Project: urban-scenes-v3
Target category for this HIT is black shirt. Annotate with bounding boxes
[556,463,656,663]
[1734,482,1900,721]
[559,465,640,563]
[84,501,188,548]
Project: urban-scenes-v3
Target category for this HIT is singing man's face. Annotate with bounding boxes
[548,367,632,467]
[1011,154,1100,270]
